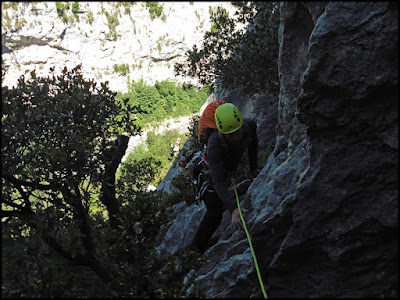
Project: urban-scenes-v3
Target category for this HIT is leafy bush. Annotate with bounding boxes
[115,79,210,129]
[146,2,163,20]
[72,1,79,14]
[1,61,209,297]
[117,154,161,195]
[104,10,120,40]
[100,191,170,296]
[166,172,197,206]
[56,2,70,23]
[2,2,19,10]
[2,64,139,297]
[87,9,94,24]
[154,249,206,297]
[175,2,280,96]
[117,129,186,190]
[72,1,79,21]
[113,63,130,75]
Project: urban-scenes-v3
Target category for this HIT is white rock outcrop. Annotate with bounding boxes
[2,2,238,93]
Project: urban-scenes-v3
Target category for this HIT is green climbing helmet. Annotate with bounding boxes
[214,103,243,134]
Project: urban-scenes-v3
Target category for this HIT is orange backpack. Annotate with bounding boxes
[198,100,226,147]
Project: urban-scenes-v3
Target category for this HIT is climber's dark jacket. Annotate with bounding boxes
[206,118,258,213]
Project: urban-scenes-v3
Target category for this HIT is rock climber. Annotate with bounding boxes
[190,103,260,254]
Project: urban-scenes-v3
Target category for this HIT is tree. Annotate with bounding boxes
[2,65,138,289]
[175,2,280,96]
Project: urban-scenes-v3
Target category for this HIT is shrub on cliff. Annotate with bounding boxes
[115,79,210,128]
[175,2,280,96]
[1,65,142,297]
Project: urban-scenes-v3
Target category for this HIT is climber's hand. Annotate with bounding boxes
[232,208,248,230]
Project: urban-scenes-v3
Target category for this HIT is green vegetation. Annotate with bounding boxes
[113,63,130,75]
[2,64,209,297]
[72,1,79,14]
[104,10,120,40]
[115,79,210,129]
[3,11,12,30]
[117,129,186,191]
[87,9,94,24]
[15,17,27,30]
[72,1,79,21]
[155,249,206,297]
[55,1,79,24]
[1,3,27,31]
[116,1,136,15]
[56,2,70,23]
[2,65,140,297]
[146,1,163,20]
[2,2,19,11]
[175,2,280,97]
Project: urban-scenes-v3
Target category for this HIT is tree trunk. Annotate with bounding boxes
[101,134,130,229]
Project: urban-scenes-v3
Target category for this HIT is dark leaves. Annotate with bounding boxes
[174,2,280,96]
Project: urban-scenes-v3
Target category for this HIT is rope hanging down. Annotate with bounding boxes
[232,178,268,299]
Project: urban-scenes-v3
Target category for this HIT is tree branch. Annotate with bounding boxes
[2,209,112,284]
[101,134,129,229]
[4,174,60,191]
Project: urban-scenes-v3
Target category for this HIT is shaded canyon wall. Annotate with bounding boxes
[156,2,398,298]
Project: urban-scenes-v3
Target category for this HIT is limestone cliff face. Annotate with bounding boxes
[1,2,237,93]
[156,2,398,298]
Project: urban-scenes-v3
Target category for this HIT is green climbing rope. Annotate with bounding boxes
[232,178,268,299]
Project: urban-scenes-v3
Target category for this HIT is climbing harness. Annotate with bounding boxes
[232,178,268,299]
[179,148,212,205]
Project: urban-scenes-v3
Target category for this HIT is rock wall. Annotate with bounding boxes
[155,2,398,298]
[266,2,398,297]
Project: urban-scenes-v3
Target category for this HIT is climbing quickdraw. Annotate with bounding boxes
[232,178,268,299]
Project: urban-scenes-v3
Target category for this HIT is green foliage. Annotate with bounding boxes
[100,191,170,296]
[117,154,161,194]
[117,129,186,191]
[115,1,136,14]
[14,17,27,30]
[175,2,280,97]
[164,117,201,207]
[2,64,135,189]
[1,63,208,297]
[3,11,12,30]
[187,114,201,150]
[115,79,210,129]
[155,249,207,297]
[104,10,120,40]
[56,2,70,23]
[72,2,79,21]
[146,1,163,20]
[2,219,110,297]
[2,64,140,297]
[87,9,94,24]
[113,63,130,75]
[2,2,19,11]
[167,172,197,206]
[72,1,79,14]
